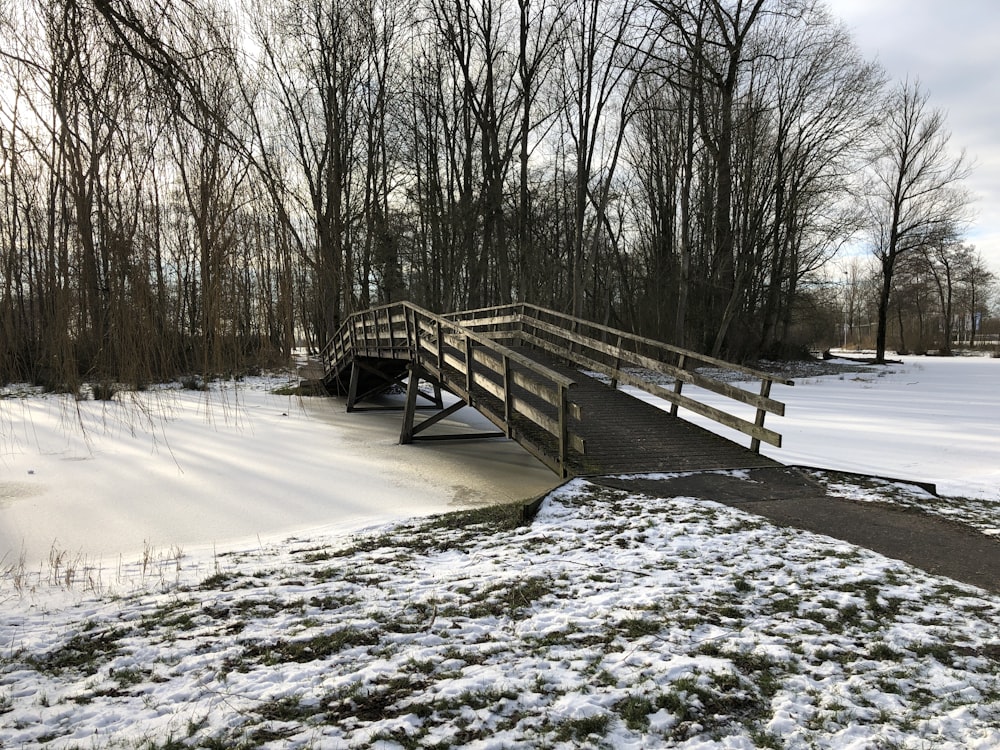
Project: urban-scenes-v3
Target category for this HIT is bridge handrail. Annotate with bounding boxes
[447,302,793,451]
[447,302,792,385]
[324,301,577,389]
[320,301,582,474]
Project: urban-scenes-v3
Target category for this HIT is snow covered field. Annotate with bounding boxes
[1,354,998,748]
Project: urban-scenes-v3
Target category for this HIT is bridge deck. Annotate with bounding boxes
[522,349,779,475]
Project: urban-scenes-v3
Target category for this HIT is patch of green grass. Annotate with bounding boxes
[653,664,776,740]
[112,666,151,689]
[199,571,244,590]
[256,694,319,723]
[235,628,380,670]
[750,729,785,748]
[812,647,853,665]
[25,625,126,677]
[272,382,327,396]
[911,641,956,663]
[616,616,661,639]
[769,595,800,614]
[300,549,335,563]
[139,599,199,632]
[717,604,744,620]
[868,642,905,662]
[554,713,610,743]
[436,686,520,713]
[423,501,526,534]
[337,677,430,725]
[464,575,554,619]
[616,694,653,731]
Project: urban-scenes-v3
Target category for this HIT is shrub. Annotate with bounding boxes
[180,375,208,391]
[92,382,117,401]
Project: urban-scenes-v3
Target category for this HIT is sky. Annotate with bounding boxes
[828,0,1000,272]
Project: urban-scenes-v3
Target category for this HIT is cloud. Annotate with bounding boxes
[829,0,1000,269]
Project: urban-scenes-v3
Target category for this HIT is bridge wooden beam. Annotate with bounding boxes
[347,359,440,413]
[400,363,505,444]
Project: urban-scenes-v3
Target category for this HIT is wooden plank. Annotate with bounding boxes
[436,348,584,451]
[519,323,786,416]
[521,350,779,474]
[518,303,794,386]
[518,334,782,448]
[449,314,521,328]
[426,364,586,455]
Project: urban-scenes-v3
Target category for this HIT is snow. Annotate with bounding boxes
[1,354,999,748]
[0,375,558,566]
[661,354,1000,502]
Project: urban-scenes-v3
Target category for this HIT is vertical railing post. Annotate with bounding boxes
[406,305,417,362]
[349,314,359,357]
[436,320,444,374]
[751,379,773,453]
[386,308,393,356]
[502,355,513,436]
[384,307,391,356]
[464,334,474,397]
[558,384,570,477]
[671,354,686,417]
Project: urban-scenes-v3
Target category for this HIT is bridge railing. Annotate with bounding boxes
[321,302,585,475]
[447,303,793,451]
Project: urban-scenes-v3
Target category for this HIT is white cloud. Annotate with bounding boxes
[828,0,1000,270]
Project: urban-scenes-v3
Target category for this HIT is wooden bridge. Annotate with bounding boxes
[317,302,793,478]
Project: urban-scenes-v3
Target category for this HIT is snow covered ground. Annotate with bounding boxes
[1,354,998,748]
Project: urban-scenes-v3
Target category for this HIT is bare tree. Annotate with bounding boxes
[920,237,972,355]
[561,0,652,319]
[958,249,995,346]
[865,79,972,362]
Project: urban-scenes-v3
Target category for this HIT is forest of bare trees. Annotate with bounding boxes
[0,0,993,390]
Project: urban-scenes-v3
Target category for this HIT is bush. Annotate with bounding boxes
[92,382,118,401]
[180,375,208,391]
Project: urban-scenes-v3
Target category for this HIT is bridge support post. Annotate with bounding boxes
[400,362,505,445]
[399,363,423,444]
[670,354,686,417]
[346,362,362,412]
[750,379,773,453]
